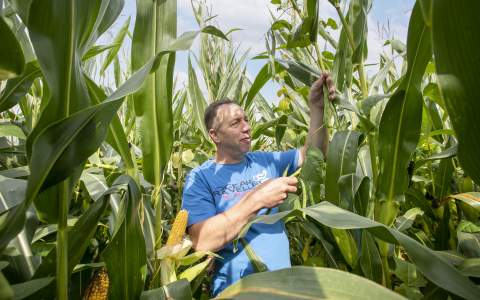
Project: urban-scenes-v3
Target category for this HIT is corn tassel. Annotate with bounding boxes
[83,267,109,300]
[166,210,188,246]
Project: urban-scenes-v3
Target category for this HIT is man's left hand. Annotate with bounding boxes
[309,72,336,110]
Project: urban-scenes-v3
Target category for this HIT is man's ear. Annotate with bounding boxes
[209,128,220,144]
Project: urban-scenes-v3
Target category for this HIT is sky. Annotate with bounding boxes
[110,0,415,102]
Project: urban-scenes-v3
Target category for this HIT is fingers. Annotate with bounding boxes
[285,185,297,193]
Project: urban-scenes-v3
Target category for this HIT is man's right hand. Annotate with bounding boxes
[248,177,298,209]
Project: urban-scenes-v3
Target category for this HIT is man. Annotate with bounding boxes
[181,73,335,296]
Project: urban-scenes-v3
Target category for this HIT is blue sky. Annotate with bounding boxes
[110,0,415,102]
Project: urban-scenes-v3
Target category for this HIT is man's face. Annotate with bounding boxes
[209,103,251,155]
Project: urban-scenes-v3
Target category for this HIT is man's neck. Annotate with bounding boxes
[215,149,245,164]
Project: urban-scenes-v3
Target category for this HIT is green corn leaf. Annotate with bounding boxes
[331,228,358,268]
[103,175,146,300]
[140,279,192,300]
[237,202,480,300]
[245,63,270,111]
[0,61,41,113]
[10,277,54,300]
[132,0,176,186]
[325,131,363,207]
[84,75,136,176]
[376,1,432,226]
[100,16,130,75]
[306,0,319,43]
[360,230,383,284]
[218,266,405,300]
[0,16,25,80]
[432,0,480,185]
[187,55,210,142]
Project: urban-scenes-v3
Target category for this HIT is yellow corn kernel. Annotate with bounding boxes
[166,210,188,246]
[83,267,109,300]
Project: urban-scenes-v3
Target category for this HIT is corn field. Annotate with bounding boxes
[0,0,479,299]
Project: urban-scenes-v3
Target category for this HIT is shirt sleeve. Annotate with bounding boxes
[263,149,300,176]
[181,169,216,227]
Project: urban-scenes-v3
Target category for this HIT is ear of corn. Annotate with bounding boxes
[166,210,188,246]
[83,267,109,300]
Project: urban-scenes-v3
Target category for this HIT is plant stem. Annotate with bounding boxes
[381,254,391,288]
[314,43,326,71]
[56,181,69,300]
[153,186,163,249]
[368,132,378,186]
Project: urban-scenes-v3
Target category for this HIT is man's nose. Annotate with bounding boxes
[241,120,250,132]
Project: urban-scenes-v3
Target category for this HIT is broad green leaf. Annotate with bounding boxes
[103,175,147,300]
[276,59,320,86]
[0,16,25,80]
[433,158,453,199]
[325,130,363,207]
[300,147,325,201]
[0,124,25,140]
[393,257,427,288]
[10,277,53,300]
[140,279,192,300]
[26,0,100,223]
[187,56,209,142]
[395,208,424,232]
[84,75,136,175]
[351,0,371,66]
[237,202,480,300]
[432,0,480,185]
[331,228,358,267]
[306,0,319,43]
[201,25,229,41]
[0,62,41,112]
[100,16,130,74]
[78,0,125,56]
[245,63,270,110]
[337,173,367,212]
[376,2,432,226]
[132,0,176,186]
[360,230,383,284]
[218,266,405,300]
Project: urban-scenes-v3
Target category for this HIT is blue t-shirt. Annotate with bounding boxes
[181,149,299,296]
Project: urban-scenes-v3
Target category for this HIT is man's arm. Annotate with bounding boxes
[298,73,336,166]
[188,177,298,252]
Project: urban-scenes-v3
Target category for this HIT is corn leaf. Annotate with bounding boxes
[237,202,480,300]
[376,2,432,225]
[325,130,363,207]
[10,277,54,300]
[360,230,383,284]
[187,55,209,141]
[84,75,136,175]
[140,279,192,300]
[132,0,176,185]
[0,61,41,112]
[218,266,405,300]
[0,16,25,80]
[432,0,480,185]
[100,16,130,75]
[103,175,146,300]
